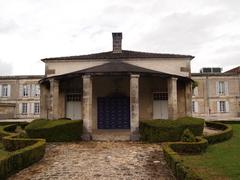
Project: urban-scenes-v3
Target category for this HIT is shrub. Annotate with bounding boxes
[181,129,196,142]
[140,117,204,142]
[0,124,46,179]
[204,121,233,144]
[25,119,83,142]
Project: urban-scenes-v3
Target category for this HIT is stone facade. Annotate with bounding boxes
[0,75,43,119]
[40,32,193,140]
[192,70,240,119]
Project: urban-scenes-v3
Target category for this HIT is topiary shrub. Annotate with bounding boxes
[181,129,196,142]
[140,117,204,142]
[25,119,83,142]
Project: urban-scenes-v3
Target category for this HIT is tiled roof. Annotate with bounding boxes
[224,66,240,74]
[42,50,194,61]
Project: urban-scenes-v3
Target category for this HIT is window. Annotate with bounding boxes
[2,84,8,97]
[216,81,228,96]
[192,87,198,96]
[192,101,198,113]
[217,101,229,113]
[23,85,29,97]
[22,103,28,114]
[153,92,168,100]
[35,84,40,96]
[34,103,40,114]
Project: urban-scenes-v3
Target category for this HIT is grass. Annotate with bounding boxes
[182,123,240,180]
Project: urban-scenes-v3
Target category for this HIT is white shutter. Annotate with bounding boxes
[0,84,2,97]
[31,84,36,97]
[27,85,31,97]
[31,103,35,114]
[225,101,229,112]
[195,102,199,113]
[19,84,23,97]
[195,87,198,96]
[217,101,220,112]
[216,81,219,96]
[7,84,11,97]
[19,103,22,114]
[27,103,30,115]
[224,81,228,95]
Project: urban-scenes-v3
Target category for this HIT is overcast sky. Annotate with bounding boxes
[0,0,240,75]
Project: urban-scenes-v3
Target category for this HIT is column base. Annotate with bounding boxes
[130,132,140,141]
[81,133,92,141]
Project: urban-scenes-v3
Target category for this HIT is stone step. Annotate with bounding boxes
[92,130,131,141]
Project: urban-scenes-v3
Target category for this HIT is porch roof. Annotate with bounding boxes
[40,62,193,83]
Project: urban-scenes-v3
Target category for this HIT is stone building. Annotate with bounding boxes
[192,67,240,119]
[40,32,194,140]
[0,75,43,119]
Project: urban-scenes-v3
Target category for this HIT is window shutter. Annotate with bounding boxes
[7,84,11,97]
[217,101,220,112]
[31,84,36,97]
[195,102,199,113]
[224,81,228,95]
[19,103,22,114]
[27,103,30,114]
[0,84,2,97]
[31,103,35,114]
[19,85,23,97]
[27,85,31,97]
[225,101,229,112]
[216,81,219,96]
[195,87,198,96]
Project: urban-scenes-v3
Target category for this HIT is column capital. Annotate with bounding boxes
[82,74,91,79]
[169,77,178,81]
[130,74,140,78]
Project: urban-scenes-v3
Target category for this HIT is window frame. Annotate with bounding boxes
[22,103,28,114]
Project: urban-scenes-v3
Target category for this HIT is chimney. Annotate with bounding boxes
[112,32,122,53]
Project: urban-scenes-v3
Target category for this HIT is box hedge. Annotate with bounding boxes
[25,119,83,142]
[0,124,46,179]
[204,121,233,144]
[139,117,204,142]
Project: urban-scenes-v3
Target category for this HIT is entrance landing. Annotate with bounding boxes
[92,129,131,141]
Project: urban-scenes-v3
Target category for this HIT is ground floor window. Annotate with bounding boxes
[217,101,229,113]
[34,103,40,114]
[192,101,198,113]
[22,103,28,114]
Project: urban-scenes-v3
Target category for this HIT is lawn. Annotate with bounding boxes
[0,143,9,158]
[182,123,240,180]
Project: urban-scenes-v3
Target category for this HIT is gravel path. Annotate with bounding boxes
[9,142,175,180]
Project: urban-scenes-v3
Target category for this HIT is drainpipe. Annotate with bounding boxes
[206,75,210,118]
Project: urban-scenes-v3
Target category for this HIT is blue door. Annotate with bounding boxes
[97,96,130,129]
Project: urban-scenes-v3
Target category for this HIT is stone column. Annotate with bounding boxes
[49,79,59,120]
[40,83,48,119]
[168,77,178,120]
[130,74,140,141]
[82,75,93,140]
[185,81,192,116]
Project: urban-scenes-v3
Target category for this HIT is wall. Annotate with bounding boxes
[192,74,240,119]
[45,58,191,78]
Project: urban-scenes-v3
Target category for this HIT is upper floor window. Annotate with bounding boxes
[192,87,198,96]
[0,84,11,97]
[32,84,40,97]
[23,85,30,97]
[216,81,228,96]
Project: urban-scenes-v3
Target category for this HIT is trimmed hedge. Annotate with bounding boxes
[140,117,204,142]
[0,124,46,179]
[204,121,233,144]
[25,119,83,142]
[162,143,202,180]
[169,137,208,154]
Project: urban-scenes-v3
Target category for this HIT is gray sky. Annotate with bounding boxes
[0,0,240,75]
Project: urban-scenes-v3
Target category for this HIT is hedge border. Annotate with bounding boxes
[0,124,46,179]
[162,143,202,180]
[204,121,233,144]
